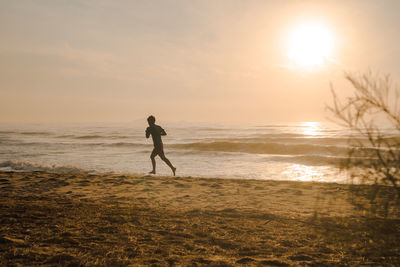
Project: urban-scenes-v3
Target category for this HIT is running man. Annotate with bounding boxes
[145,115,176,176]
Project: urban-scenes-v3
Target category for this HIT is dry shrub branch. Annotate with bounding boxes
[328,72,400,216]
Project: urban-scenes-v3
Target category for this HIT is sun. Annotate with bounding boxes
[286,21,334,70]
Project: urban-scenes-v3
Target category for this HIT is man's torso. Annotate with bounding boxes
[146,124,164,148]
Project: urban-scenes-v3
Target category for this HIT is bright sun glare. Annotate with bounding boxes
[286,21,334,70]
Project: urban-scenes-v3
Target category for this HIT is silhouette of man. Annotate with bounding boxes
[146,115,176,176]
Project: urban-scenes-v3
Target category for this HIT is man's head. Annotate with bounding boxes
[147,115,156,126]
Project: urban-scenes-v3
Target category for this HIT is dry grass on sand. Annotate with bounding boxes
[0,171,399,266]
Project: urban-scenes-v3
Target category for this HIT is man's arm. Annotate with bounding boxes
[145,127,150,138]
[160,127,167,136]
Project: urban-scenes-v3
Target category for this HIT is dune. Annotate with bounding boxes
[0,171,399,266]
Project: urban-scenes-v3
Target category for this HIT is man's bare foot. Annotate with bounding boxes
[172,167,176,176]
[149,170,155,174]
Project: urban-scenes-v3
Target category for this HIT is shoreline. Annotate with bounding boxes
[1,171,399,265]
[0,165,349,184]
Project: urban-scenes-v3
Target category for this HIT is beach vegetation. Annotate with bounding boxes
[329,71,400,217]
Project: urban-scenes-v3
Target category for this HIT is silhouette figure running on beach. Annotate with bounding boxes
[146,115,176,176]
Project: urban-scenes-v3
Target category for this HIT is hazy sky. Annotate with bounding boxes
[1,0,400,123]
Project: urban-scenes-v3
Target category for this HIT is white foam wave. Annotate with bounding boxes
[0,160,91,174]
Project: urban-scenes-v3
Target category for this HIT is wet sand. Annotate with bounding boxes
[0,171,399,266]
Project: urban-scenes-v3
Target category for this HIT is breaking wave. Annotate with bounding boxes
[267,155,347,167]
[73,135,104,139]
[0,131,52,136]
[170,141,348,156]
[58,134,134,139]
[0,160,91,173]
[106,142,149,148]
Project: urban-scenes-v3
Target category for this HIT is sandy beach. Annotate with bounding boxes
[0,171,399,266]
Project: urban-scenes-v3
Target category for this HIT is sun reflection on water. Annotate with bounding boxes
[282,164,326,182]
[301,122,322,137]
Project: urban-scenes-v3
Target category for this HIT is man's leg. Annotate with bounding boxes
[160,153,176,176]
[149,149,157,174]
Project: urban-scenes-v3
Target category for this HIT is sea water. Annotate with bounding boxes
[0,121,360,183]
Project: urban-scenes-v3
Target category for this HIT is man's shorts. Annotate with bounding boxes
[151,144,164,157]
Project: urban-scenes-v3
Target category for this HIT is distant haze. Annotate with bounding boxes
[1,0,400,123]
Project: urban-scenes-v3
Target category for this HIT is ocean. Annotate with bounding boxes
[0,121,354,183]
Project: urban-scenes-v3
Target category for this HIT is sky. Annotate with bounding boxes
[1,0,400,124]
